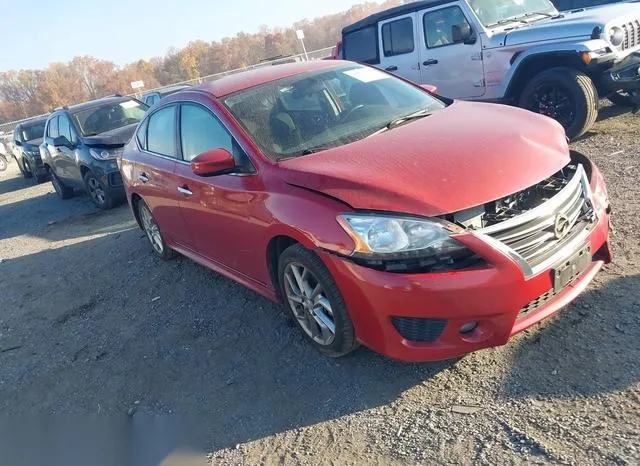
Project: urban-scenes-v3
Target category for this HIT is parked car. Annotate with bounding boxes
[12,117,48,183]
[141,85,190,107]
[40,95,148,208]
[338,0,640,139]
[120,60,612,361]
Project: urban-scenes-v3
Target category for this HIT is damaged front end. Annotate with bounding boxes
[443,152,606,277]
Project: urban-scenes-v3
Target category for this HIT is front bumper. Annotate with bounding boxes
[320,175,611,362]
[90,160,125,196]
[602,52,640,93]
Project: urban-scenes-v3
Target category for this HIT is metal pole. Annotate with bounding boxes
[300,38,309,61]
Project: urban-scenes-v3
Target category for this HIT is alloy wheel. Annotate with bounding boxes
[283,262,336,345]
[531,83,576,129]
[139,204,164,255]
[87,176,106,206]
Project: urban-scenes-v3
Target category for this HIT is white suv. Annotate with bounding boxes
[340,0,640,138]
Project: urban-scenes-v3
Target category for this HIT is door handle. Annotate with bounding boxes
[385,65,398,71]
[177,186,193,197]
[423,59,439,66]
[138,173,150,183]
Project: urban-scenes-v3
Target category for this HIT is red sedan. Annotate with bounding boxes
[120,60,611,361]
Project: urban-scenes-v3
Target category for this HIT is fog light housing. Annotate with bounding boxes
[459,321,478,334]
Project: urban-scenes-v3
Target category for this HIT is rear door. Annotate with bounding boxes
[172,100,264,280]
[417,2,485,98]
[56,114,83,184]
[134,104,193,248]
[378,13,421,82]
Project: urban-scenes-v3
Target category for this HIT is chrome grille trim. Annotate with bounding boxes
[621,19,640,51]
[474,164,597,278]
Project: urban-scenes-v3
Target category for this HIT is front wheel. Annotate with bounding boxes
[519,67,598,140]
[83,171,114,210]
[0,155,7,172]
[278,244,358,358]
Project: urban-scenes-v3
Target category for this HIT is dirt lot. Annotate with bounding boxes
[0,103,638,466]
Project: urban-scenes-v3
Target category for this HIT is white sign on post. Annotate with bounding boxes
[295,29,305,40]
[130,80,145,90]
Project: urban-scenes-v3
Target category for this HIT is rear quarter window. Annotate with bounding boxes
[343,26,379,64]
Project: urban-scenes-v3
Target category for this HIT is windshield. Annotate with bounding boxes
[72,100,147,137]
[21,121,46,142]
[469,0,557,27]
[223,65,445,160]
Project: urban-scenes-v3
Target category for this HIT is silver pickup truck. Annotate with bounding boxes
[340,0,640,138]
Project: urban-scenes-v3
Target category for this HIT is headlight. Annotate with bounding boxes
[608,26,624,47]
[89,148,119,160]
[337,214,482,273]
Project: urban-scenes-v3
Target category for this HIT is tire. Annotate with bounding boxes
[83,170,114,210]
[16,157,28,177]
[137,199,175,260]
[34,171,48,184]
[278,243,358,358]
[50,168,74,199]
[0,156,6,172]
[608,90,640,108]
[519,67,598,140]
[22,158,34,178]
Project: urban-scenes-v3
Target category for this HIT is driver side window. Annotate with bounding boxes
[423,6,471,48]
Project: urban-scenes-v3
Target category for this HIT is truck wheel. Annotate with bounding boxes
[608,90,640,108]
[22,158,34,179]
[519,67,598,140]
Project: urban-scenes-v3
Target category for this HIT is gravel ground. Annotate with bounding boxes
[0,103,638,466]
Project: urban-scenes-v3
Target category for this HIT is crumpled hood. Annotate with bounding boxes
[501,4,640,46]
[81,124,137,147]
[279,101,570,217]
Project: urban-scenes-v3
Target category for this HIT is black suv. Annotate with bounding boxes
[40,95,148,209]
[13,117,48,183]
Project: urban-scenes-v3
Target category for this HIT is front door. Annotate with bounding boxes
[173,102,265,282]
[418,2,485,98]
[377,13,422,82]
[56,114,83,185]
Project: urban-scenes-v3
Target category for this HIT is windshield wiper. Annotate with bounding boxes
[367,109,433,138]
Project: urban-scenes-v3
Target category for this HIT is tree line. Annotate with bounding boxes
[0,1,402,125]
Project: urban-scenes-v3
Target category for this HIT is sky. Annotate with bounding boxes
[0,0,372,72]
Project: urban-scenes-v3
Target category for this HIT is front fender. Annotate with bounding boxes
[498,39,612,98]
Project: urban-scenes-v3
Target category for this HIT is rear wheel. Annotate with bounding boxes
[50,168,74,199]
[278,244,358,357]
[519,67,598,140]
[138,199,175,260]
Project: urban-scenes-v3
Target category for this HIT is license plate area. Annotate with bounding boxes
[553,244,592,292]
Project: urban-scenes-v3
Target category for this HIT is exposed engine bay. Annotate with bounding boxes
[446,162,582,230]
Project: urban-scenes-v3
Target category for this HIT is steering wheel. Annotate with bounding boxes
[341,104,367,123]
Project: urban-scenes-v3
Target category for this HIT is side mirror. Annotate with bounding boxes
[452,23,475,45]
[14,140,22,147]
[191,148,236,176]
[420,84,438,94]
[53,135,73,148]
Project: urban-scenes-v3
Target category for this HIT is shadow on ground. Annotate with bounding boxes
[501,273,639,399]
[0,229,452,465]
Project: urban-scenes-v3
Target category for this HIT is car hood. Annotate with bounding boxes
[81,124,137,147]
[22,139,42,151]
[493,4,640,47]
[279,101,570,217]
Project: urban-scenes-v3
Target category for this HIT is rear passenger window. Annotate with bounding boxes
[147,106,177,157]
[382,17,414,56]
[343,25,379,64]
[47,117,59,138]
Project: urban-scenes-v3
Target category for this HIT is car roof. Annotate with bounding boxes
[158,85,191,96]
[342,0,451,34]
[190,60,347,98]
[58,95,133,114]
[17,116,48,128]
